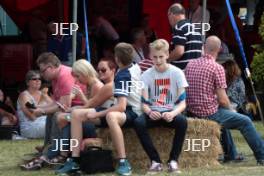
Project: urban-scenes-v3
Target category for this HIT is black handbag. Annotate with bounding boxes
[80,146,115,174]
[0,125,13,140]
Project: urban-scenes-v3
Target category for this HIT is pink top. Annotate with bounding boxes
[185,54,227,117]
[52,65,84,106]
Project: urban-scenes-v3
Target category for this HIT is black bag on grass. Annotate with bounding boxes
[80,146,115,174]
[0,125,13,139]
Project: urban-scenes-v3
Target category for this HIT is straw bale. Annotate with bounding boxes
[96,118,222,169]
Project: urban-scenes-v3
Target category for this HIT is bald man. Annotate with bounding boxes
[185,36,264,165]
[168,3,202,69]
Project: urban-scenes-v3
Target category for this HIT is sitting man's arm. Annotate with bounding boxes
[36,72,75,114]
[216,88,231,109]
[34,94,71,115]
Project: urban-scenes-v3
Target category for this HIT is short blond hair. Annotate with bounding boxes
[149,39,169,52]
[72,59,98,79]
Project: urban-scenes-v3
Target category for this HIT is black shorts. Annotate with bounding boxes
[96,107,138,128]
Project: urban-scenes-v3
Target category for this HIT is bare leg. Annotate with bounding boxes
[71,108,96,157]
[56,113,69,129]
[106,112,126,158]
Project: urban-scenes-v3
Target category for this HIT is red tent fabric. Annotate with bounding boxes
[143,0,171,41]
[14,0,50,11]
[142,0,227,42]
[0,0,69,30]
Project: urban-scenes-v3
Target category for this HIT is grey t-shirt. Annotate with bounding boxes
[141,64,188,112]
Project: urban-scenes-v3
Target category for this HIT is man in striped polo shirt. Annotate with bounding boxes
[167,3,203,69]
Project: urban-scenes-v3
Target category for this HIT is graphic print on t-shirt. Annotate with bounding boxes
[153,78,173,108]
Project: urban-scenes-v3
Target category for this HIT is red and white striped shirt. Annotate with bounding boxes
[185,54,227,117]
[138,58,153,72]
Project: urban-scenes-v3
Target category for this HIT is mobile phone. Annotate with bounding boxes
[56,101,66,111]
[25,102,37,109]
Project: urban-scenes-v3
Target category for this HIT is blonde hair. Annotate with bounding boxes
[149,39,169,52]
[72,59,98,79]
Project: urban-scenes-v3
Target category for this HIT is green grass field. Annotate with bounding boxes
[0,122,264,176]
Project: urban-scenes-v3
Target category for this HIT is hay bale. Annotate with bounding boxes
[97,118,222,169]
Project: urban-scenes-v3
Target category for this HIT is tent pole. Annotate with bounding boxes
[202,0,207,43]
[83,0,91,62]
[225,0,264,126]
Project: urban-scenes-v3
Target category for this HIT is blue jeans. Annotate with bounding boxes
[134,113,187,162]
[209,108,264,161]
[221,128,238,160]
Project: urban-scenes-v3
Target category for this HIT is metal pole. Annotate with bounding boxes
[83,0,91,62]
[72,0,78,64]
[202,0,207,43]
[225,0,264,126]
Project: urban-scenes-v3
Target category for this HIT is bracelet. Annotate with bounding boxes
[64,114,71,121]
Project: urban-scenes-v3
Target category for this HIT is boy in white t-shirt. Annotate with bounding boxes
[134,39,188,174]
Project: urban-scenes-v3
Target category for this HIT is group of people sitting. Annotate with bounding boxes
[15,34,264,176]
[0,2,263,176]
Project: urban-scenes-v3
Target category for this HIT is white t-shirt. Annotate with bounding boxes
[141,64,188,112]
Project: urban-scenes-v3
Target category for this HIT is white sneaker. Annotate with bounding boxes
[12,134,27,140]
[147,161,163,174]
[168,160,181,174]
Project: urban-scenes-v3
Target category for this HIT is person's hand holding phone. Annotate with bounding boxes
[71,85,84,98]
[25,102,37,109]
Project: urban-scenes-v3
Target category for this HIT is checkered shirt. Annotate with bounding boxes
[185,54,227,117]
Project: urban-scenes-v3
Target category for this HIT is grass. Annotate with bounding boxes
[0,122,264,176]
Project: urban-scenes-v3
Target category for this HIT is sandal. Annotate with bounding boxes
[22,153,42,162]
[20,157,44,170]
[43,155,67,165]
[35,145,44,153]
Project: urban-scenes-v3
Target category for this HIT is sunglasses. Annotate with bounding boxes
[97,68,107,73]
[30,78,41,81]
[40,66,51,74]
